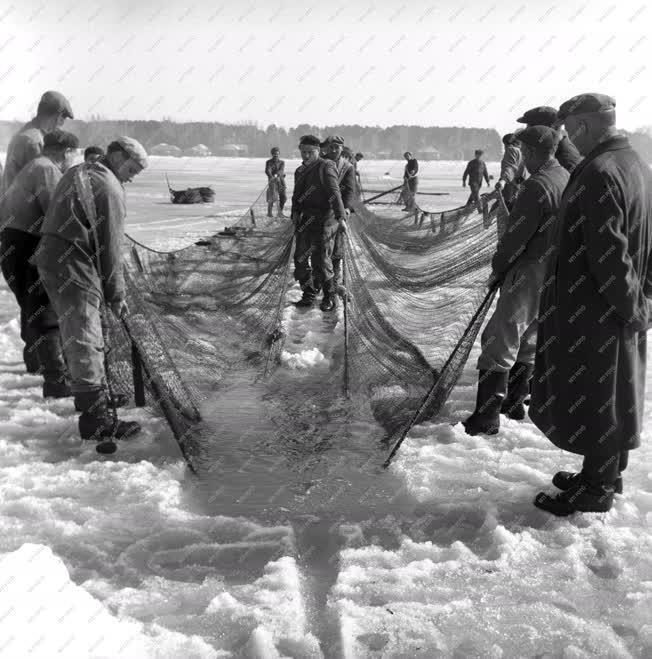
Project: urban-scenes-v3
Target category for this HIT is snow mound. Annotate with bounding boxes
[0,543,217,659]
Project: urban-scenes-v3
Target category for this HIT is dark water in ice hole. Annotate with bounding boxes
[181,309,430,654]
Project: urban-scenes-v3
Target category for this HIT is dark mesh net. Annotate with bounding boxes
[105,183,501,470]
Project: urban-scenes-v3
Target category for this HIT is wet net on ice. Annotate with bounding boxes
[103,184,500,470]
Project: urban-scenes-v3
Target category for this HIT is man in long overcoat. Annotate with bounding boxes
[531,94,652,515]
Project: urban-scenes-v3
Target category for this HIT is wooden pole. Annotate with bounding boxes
[343,235,350,399]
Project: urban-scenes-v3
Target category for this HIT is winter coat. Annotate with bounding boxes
[530,135,652,456]
[2,119,44,193]
[555,134,583,174]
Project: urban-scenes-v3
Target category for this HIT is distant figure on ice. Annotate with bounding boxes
[1,90,74,373]
[0,130,79,396]
[400,151,419,211]
[291,135,346,312]
[462,150,490,210]
[516,105,582,173]
[494,133,525,213]
[463,126,569,437]
[265,147,286,217]
[84,145,104,164]
[530,94,652,516]
[32,137,149,448]
[325,137,356,308]
[2,91,74,195]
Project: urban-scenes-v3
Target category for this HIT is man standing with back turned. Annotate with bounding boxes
[531,94,652,516]
[33,137,148,446]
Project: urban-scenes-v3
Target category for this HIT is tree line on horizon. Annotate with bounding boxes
[1,119,651,162]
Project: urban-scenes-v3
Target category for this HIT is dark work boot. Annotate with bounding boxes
[463,370,509,436]
[74,391,129,411]
[534,477,615,516]
[319,279,337,312]
[37,334,72,399]
[75,390,141,444]
[295,285,317,308]
[501,362,533,421]
[552,471,623,495]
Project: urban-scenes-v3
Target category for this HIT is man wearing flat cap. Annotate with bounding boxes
[33,137,148,446]
[291,135,346,312]
[464,125,569,437]
[530,93,652,515]
[2,91,74,196]
[265,147,286,218]
[325,136,356,307]
[0,129,79,393]
[1,90,74,372]
[495,133,526,216]
[516,105,582,173]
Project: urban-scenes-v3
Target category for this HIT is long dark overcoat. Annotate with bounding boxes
[530,135,652,456]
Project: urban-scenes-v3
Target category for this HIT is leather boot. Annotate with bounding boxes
[319,278,337,312]
[534,477,615,516]
[295,285,317,308]
[501,362,533,420]
[37,334,72,399]
[552,471,623,495]
[463,370,508,436]
[74,390,141,442]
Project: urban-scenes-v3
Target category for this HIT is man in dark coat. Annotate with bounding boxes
[291,135,346,312]
[495,133,525,216]
[516,105,582,173]
[462,150,490,210]
[0,130,79,394]
[463,127,569,436]
[325,137,356,308]
[265,147,286,217]
[400,151,419,211]
[531,94,652,515]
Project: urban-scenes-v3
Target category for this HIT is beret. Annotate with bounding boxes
[558,93,615,121]
[515,125,560,151]
[299,135,321,148]
[516,106,558,127]
[43,129,79,150]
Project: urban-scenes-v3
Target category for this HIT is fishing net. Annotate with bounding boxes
[103,182,501,470]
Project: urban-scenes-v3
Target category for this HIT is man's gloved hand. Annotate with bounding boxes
[495,180,505,191]
[344,208,351,219]
[487,271,503,290]
[110,299,129,319]
[462,182,466,187]
[337,217,348,233]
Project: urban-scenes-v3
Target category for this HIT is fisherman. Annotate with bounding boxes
[1,90,74,372]
[530,94,652,516]
[84,146,104,164]
[32,137,148,445]
[325,137,356,305]
[265,147,286,217]
[463,126,569,437]
[462,150,490,210]
[494,133,525,212]
[354,152,364,199]
[0,130,79,396]
[516,105,582,172]
[401,151,419,211]
[2,91,74,194]
[291,135,346,312]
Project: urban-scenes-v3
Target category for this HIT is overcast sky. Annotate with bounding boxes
[0,0,650,136]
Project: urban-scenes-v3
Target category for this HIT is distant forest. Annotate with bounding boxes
[1,119,652,162]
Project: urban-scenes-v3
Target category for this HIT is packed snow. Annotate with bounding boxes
[0,158,650,658]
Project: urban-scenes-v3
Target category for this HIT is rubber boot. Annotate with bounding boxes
[75,390,141,442]
[295,284,317,308]
[37,334,72,399]
[552,471,623,495]
[501,362,533,420]
[74,391,129,411]
[463,370,508,436]
[319,278,337,312]
[534,478,615,516]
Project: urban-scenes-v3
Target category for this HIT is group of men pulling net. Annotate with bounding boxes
[104,141,500,471]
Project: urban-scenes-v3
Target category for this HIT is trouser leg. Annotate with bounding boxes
[293,214,317,293]
[40,273,105,395]
[278,188,286,214]
[581,452,621,486]
[315,213,337,289]
[332,231,344,286]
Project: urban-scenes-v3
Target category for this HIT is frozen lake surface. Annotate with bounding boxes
[0,158,650,658]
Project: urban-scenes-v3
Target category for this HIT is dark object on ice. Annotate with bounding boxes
[166,174,215,204]
[463,370,508,436]
[217,225,252,238]
[553,471,624,496]
[534,478,615,516]
[501,362,533,421]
